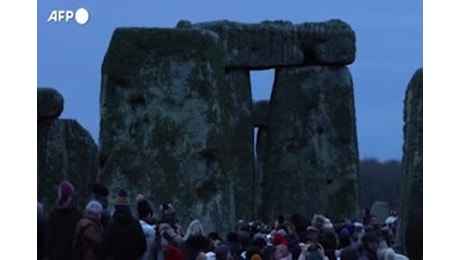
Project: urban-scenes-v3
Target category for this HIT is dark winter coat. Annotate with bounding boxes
[46,205,82,260]
[101,208,147,260]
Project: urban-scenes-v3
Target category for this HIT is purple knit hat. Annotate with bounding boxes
[57,180,75,208]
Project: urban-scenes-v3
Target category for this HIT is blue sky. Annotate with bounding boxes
[37,0,422,161]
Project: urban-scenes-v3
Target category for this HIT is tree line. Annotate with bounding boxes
[359,158,402,212]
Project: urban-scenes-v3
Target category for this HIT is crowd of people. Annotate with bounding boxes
[37,180,410,260]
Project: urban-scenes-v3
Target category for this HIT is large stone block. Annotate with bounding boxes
[184,19,355,68]
[259,66,360,221]
[37,87,64,120]
[99,28,236,234]
[37,119,98,208]
[396,68,423,259]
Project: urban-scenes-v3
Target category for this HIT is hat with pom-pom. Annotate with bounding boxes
[115,189,129,206]
[86,200,103,215]
[114,189,131,212]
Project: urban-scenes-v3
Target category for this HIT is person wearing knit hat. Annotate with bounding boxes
[46,180,82,260]
[100,188,147,259]
[73,200,104,260]
[154,202,184,256]
[114,189,130,212]
[159,203,176,220]
[90,183,111,228]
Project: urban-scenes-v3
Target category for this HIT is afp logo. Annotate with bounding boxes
[47,8,90,25]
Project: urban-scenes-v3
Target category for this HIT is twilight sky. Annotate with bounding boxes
[37,0,422,161]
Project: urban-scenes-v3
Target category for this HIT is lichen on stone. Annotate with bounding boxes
[100,27,236,234]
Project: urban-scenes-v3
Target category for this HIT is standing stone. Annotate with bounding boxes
[225,69,255,220]
[99,28,235,234]
[396,68,423,259]
[259,66,359,221]
[38,87,64,119]
[38,119,98,208]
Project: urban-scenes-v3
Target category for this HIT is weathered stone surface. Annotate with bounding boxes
[253,101,270,217]
[186,19,355,68]
[396,68,423,259]
[253,100,270,127]
[296,20,356,65]
[225,69,255,220]
[259,66,359,221]
[100,28,235,234]
[38,119,98,208]
[38,87,64,119]
[370,201,389,224]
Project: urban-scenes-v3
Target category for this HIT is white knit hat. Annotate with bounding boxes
[85,200,103,215]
